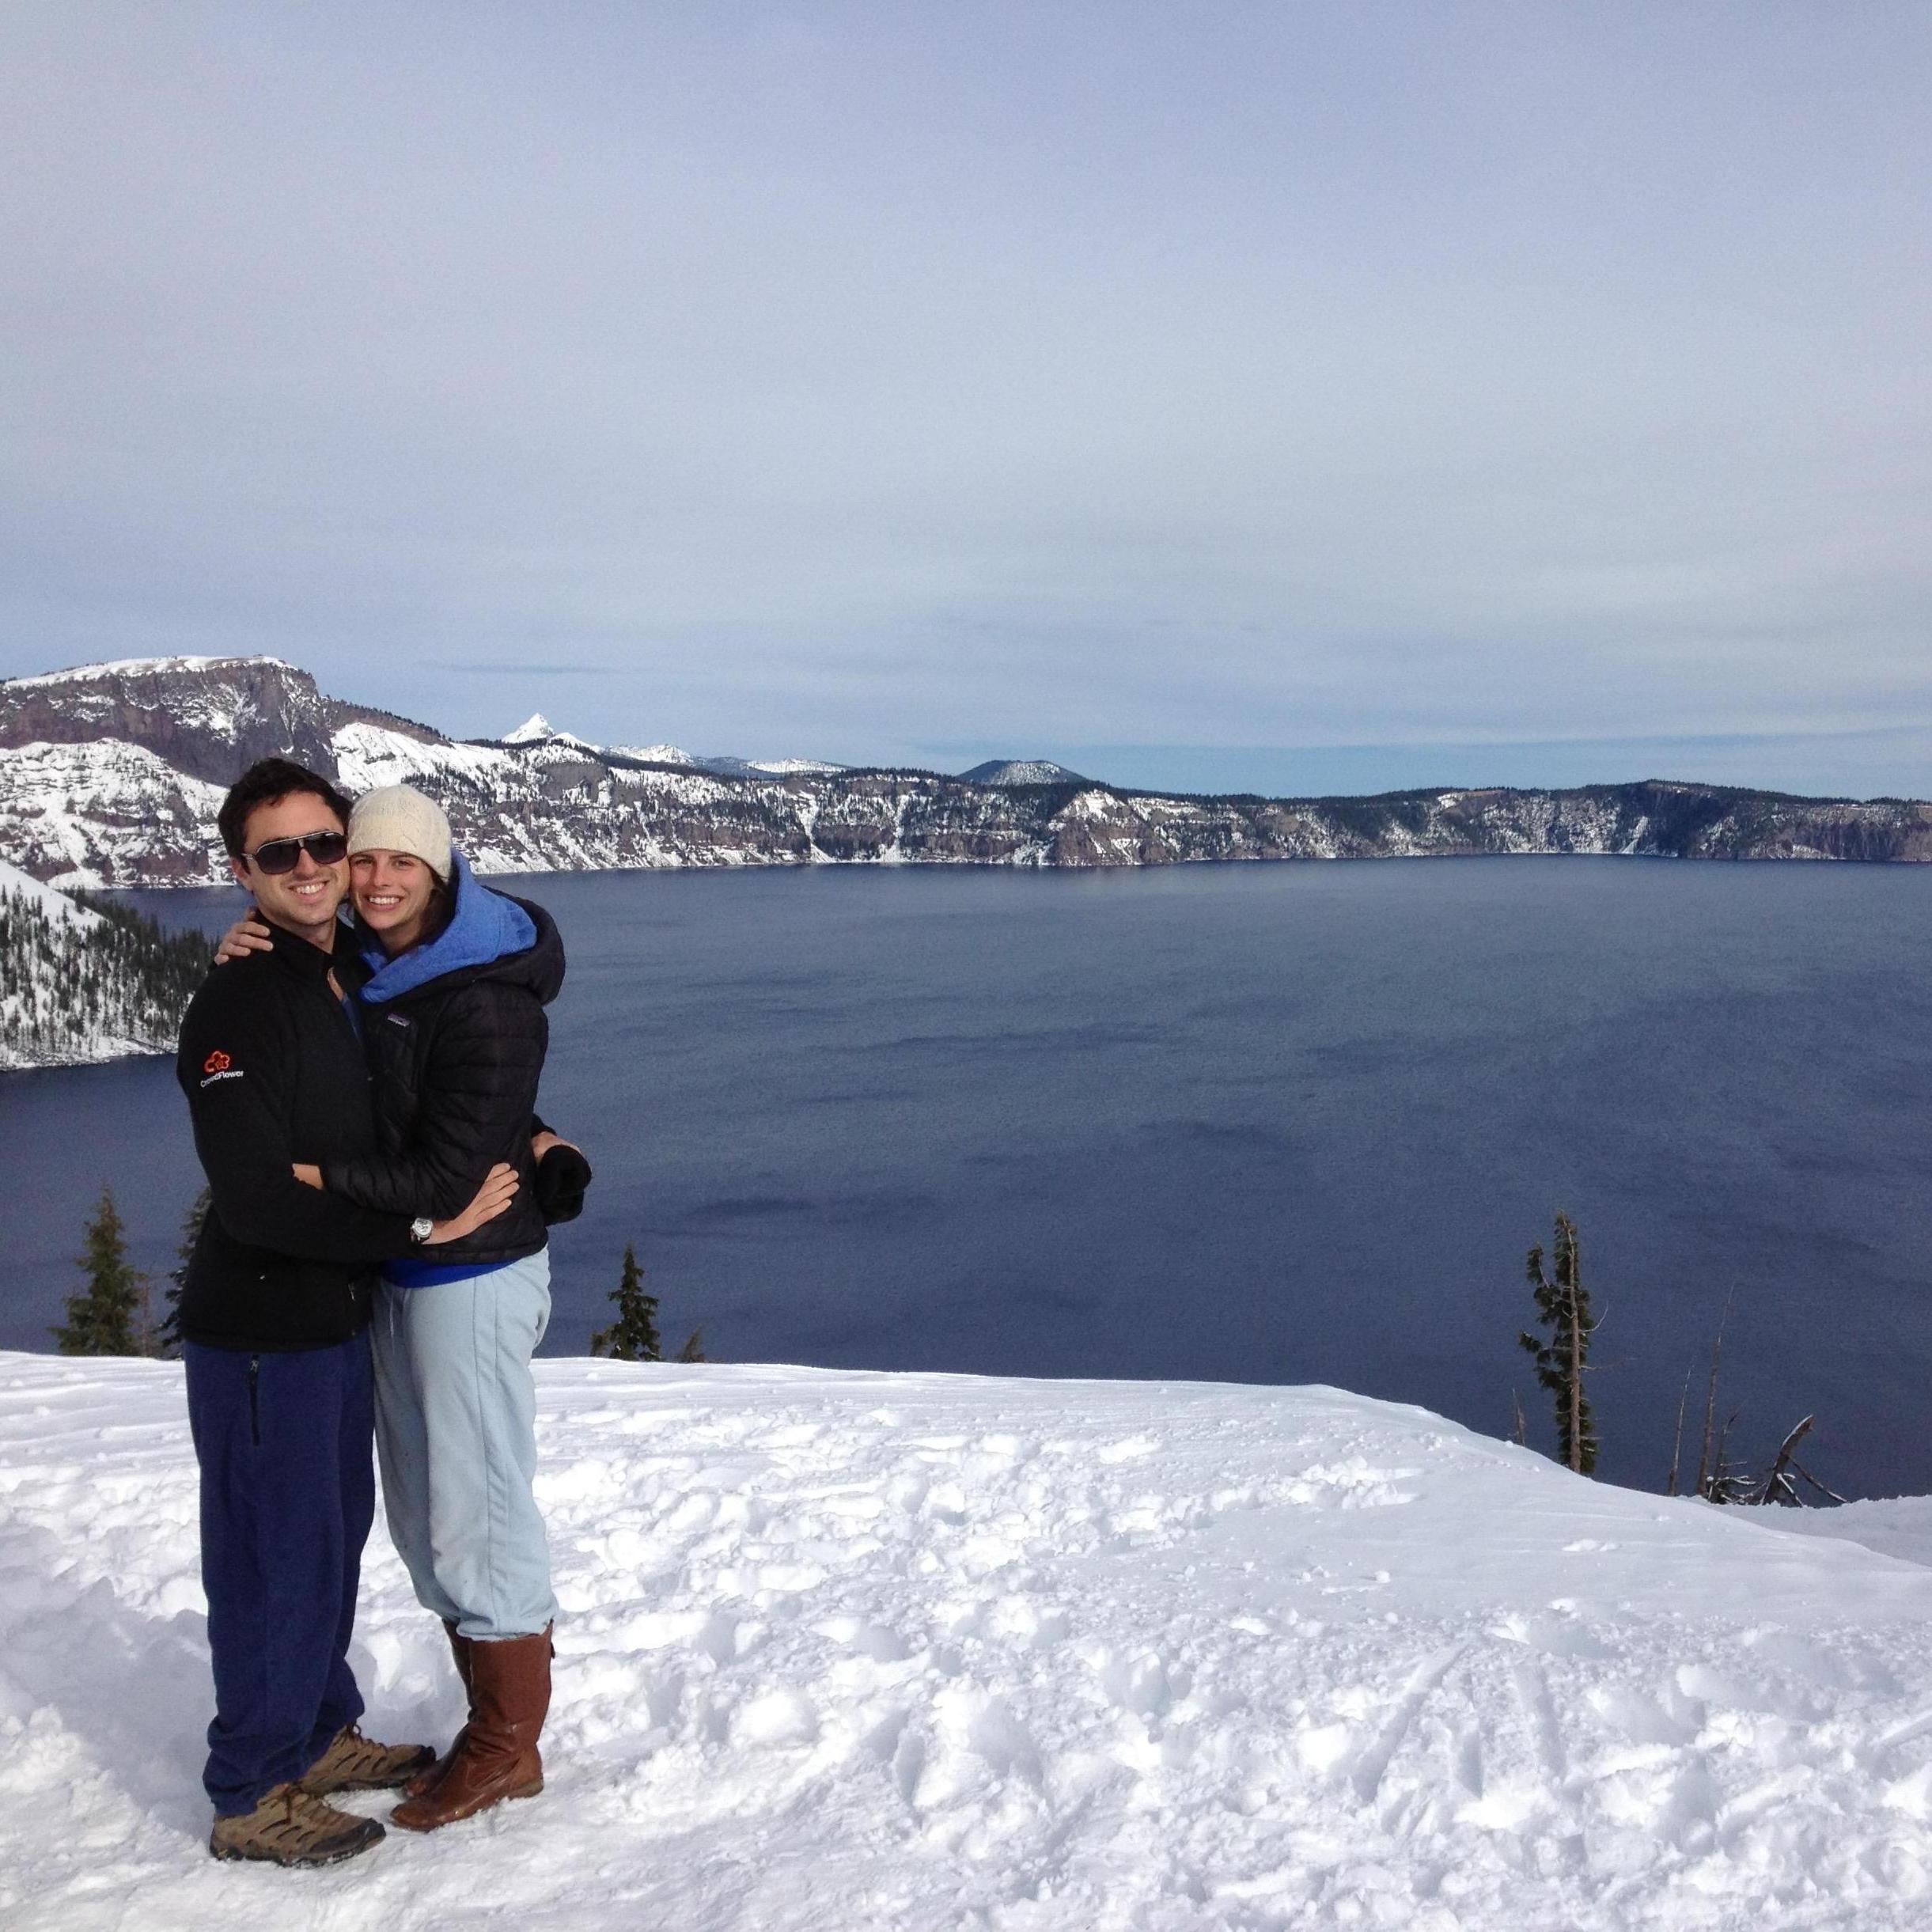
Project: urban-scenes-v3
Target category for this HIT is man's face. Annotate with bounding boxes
[228,792,350,945]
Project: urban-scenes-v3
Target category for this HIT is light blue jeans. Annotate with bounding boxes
[371,1250,558,1639]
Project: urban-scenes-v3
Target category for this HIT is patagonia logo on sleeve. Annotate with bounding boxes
[200,1049,244,1087]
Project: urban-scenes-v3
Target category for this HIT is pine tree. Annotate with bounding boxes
[590,1244,662,1362]
[676,1327,707,1363]
[53,1187,148,1356]
[1517,1209,1600,1476]
[156,1186,210,1359]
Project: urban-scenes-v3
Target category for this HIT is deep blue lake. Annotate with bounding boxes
[6,858,1930,1496]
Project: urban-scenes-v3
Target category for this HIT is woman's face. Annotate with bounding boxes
[351,848,438,953]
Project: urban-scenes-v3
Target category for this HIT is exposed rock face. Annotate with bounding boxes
[2,657,1929,888]
[0,656,440,786]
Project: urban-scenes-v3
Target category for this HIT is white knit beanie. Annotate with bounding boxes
[347,785,453,881]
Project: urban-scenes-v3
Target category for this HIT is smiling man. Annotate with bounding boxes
[175,757,518,1866]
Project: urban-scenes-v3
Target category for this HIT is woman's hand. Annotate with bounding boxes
[290,1159,516,1240]
[214,912,275,964]
[530,1129,580,1162]
[422,1163,519,1244]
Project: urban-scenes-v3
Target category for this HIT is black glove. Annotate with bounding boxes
[535,1143,593,1225]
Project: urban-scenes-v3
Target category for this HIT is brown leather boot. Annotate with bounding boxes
[389,1627,550,1832]
[403,1620,475,1800]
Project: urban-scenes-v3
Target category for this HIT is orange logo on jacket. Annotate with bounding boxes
[203,1050,232,1075]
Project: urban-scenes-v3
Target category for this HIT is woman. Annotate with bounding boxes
[224,782,576,1832]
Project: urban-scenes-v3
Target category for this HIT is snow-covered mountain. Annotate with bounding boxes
[958,758,1093,786]
[0,654,439,786]
[695,752,847,778]
[4,1350,1930,1929]
[0,860,206,1069]
[4,655,1931,888]
[608,741,699,767]
[498,710,838,777]
[500,712,594,750]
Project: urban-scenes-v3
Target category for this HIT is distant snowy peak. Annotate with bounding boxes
[502,720,835,776]
[608,743,699,767]
[691,753,844,778]
[960,758,1092,787]
[501,715,701,764]
[741,756,843,776]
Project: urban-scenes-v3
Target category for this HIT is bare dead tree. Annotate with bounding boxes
[1702,1408,1755,1504]
[1693,1285,1738,1502]
[1744,1415,1848,1507]
[1665,1369,1692,1498]
[1684,1285,1843,1505]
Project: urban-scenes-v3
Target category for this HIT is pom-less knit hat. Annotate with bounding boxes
[347,784,453,881]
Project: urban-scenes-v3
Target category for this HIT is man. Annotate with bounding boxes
[176,756,518,1867]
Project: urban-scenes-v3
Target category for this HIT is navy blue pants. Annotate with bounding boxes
[184,1333,374,1815]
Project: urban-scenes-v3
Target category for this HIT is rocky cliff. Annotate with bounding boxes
[3,657,1928,888]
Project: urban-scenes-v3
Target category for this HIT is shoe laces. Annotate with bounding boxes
[284,1785,350,1832]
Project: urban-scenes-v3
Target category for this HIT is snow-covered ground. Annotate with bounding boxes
[0,856,100,930]
[4,1354,1932,1931]
[1,858,208,1068]
[0,860,158,1070]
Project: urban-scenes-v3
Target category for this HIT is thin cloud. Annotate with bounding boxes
[0,3,1925,793]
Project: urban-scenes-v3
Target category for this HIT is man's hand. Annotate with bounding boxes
[423,1163,519,1244]
[214,912,275,964]
[530,1129,580,1162]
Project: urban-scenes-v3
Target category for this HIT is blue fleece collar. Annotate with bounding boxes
[357,848,538,1004]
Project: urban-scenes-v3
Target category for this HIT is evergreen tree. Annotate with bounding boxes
[156,1186,210,1359]
[53,1187,147,1356]
[676,1327,707,1363]
[590,1244,662,1361]
[2,882,208,1067]
[1517,1209,1599,1476]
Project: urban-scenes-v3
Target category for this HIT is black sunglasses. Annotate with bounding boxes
[247,830,349,875]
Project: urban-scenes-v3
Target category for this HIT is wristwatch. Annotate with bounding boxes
[409,1215,434,1244]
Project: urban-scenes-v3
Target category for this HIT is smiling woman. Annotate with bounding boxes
[352,850,442,953]
[295,781,576,1832]
[347,783,456,956]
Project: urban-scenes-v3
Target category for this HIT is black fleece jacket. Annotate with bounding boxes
[176,922,414,1351]
[322,896,565,1268]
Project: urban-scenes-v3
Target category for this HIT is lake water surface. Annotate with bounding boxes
[6,858,1930,1496]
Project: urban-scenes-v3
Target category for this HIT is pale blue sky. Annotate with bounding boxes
[2,2,1926,794]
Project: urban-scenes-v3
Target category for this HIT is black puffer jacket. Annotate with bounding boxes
[322,871,565,1268]
[176,924,411,1349]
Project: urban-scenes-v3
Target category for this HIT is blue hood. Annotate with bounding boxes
[357,848,540,1004]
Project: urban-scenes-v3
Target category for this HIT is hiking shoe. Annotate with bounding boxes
[208,1782,385,1867]
[301,1723,437,1794]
